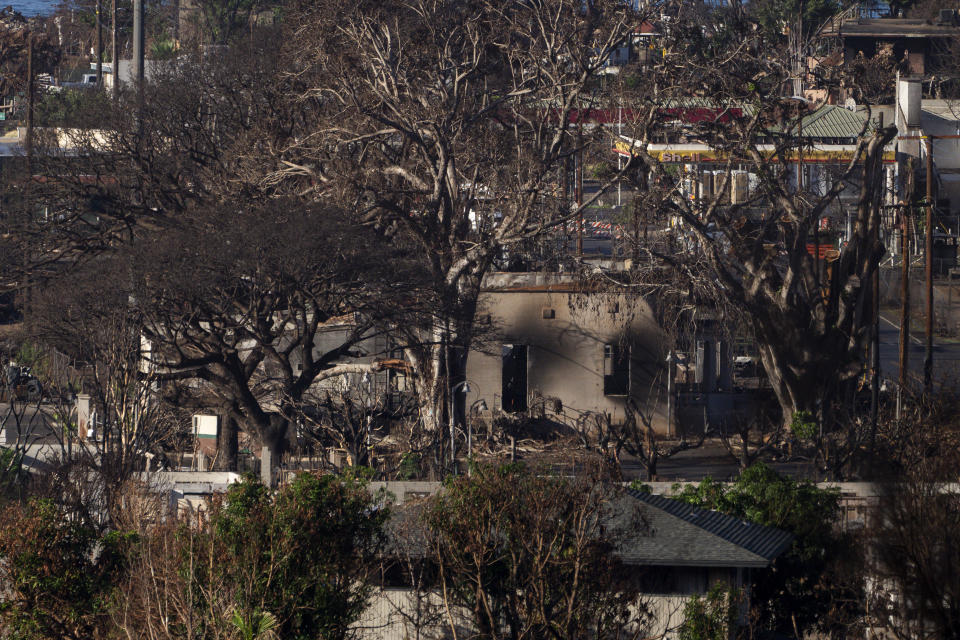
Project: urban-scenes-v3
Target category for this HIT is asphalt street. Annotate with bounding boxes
[877,310,960,388]
[618,442,819,483]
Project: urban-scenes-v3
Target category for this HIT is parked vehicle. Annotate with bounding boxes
[2,362,42,402]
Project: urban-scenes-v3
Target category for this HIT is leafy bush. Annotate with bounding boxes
[679,582,742,640]
[674,463,855,636]
[790,410,817,440]
[0,498,133,640]
[209,472,389,640]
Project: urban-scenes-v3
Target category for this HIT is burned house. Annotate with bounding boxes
[822,12,960,82]
[465,272,669,429]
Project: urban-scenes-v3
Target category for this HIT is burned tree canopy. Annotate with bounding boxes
[610,2,896,430]
[126,200,423,479]
[271,0,640,433]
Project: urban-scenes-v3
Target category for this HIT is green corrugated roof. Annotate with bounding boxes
[788,104,875,139]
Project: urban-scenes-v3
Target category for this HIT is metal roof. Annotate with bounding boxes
[379,485,794,570]
[770,104,877,140]
[616,490,795,568]
[800,105,866,139]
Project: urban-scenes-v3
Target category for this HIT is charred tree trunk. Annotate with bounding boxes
[246,412,287,488]
[216,411,238,472]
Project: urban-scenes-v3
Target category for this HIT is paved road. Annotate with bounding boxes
[617,440,820,483]
[877,310,960,388]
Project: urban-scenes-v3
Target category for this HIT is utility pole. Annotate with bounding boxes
[576,147,583,258]
[133,0,145,92]
[96,0,103,85]
[25,32,33,176]
[617,101,622,207]
[898,158,914,419]
[870,170,881,469]
[23,32,35,314]
[924,136,934,394]
[869,114,884,463]
[898,211,911,414]
[111,0,118,97]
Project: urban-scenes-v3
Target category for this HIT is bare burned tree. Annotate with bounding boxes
[128,201,420,484]
[579,397,705,481]
[0,9,59,98]
[717,409,782,471]
[10,28,430,482]
[29,264,181,527]
[607,1,896,434]
[6,27,296,287]
[868,461,960,639]
[271,0,644,437]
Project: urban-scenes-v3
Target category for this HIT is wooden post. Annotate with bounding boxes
[25,32,33,175]
[576,146,583,258]
[869,114,883,472]
[111,0,118,97]
[899,159,914,418]
[924,137,934,393]
[133,0,144,90]
[96,0,103,84]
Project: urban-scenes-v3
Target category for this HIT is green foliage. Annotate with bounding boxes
[397,452,421,480]
[230,608,280,640]
[679,582,742,640]
[0,446,24,496]
[628,479,652,493]
[749,0,843,40]
[343,465,376,482]
[208,473,389,640]
[674,463,851,636]
[197,0,260,44]
[588,161,614,180]
[790,409,817,440]
[35,89,112,128]
[150,36,179,60]
[14,342,45,373]
[0,498,132,640]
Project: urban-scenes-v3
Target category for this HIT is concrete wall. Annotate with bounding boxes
[466,275,669,431]
[354,589,691,640]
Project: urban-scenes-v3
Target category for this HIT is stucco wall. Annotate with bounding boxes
[466,278,669,431]
[353,589,690,640]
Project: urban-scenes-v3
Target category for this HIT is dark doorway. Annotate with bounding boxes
[502,344,528,412]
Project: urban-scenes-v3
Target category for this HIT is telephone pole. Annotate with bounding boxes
[111,0,118,96]
[576,146,583,258]
[25,32,33,176]
[133,0,145,92]
[898,160,914,418]
[924,136,934,394]
[869,114,882,472]
[96,0,103,85]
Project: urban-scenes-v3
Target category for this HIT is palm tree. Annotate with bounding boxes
[229,608,279,640]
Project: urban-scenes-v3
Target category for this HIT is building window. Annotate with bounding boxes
[604,344,630,396]
[502,344,528,412]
